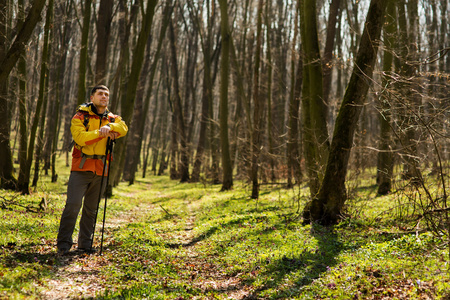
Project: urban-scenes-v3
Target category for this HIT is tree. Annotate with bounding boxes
[376,0,396,195]
[303,0,388,225]
[299,0,330,197]
[322,0,341,107]
[168,18,189,183]
[286,0,302,188]
[250,0,265,199]
[123,0,172,184]
[397,0,422,183]
[218,0,233,191]
[16,0,29,192]
[109,0,158,188]
[0,0,46,189]
[76,0,92,105]
[17,0,53,194]
[95,0,113,84]
[189,0,216,183]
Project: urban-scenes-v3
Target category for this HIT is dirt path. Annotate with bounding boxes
[38,195,251,299]
[160,200,254,299]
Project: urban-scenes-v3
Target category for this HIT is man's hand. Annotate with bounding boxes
[99,125,111,137]
[99,125,119,140]
[108,132,120,140]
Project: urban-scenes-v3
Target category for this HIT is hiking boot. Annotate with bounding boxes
[57,247,70,256]
[77,247,98,255]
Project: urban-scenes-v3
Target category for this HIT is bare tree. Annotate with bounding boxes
[376,0,396,195]
[95,0,113,84]
[17,0,53,194]
[250,0,265,199]
[0,0,46,189]
[218,0,233,191]
[76,0,92,105]
[299,0,330,197]
[168,18,189,182]
[303,0,388,225]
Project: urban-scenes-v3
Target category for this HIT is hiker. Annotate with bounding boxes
[57,85,128,255]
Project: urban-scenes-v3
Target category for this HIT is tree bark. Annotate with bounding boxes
[123,1,171,184]
[250,0,264,199]
[17,0,53,193]
[32,0,54,188]
[303,0,388,225]
[287,1,301,188]
[16,0,28,192]
[376,0,396,195]
[0,0,46,83]
[0,0,18,189]
[190,0,214,183]
[218,0,233,191]
[109,0,158,188]
[322,0,341,106]
[95,0,113,84]
[76,0,92,105]
[168,19,190,183]
[397,0,422,183]
[300,0,329,197]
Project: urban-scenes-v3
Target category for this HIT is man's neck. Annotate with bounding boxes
[92,104,106,115]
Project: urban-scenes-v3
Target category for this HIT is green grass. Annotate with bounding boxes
[1,161,450,299]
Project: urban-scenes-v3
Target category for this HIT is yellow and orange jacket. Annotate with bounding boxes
[71,103,128,175]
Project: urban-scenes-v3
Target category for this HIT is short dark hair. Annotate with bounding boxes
[91,85,109,95]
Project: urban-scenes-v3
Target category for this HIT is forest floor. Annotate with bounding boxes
[1,168,450,299]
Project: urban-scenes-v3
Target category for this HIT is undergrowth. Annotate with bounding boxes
[0,162,449,299]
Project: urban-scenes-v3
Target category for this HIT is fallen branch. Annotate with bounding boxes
[0,195,46,213]
[159,205,173,217]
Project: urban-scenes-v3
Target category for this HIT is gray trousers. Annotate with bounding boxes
[57,171,106,250]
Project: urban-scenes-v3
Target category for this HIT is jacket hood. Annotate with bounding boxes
[77,102,110,117]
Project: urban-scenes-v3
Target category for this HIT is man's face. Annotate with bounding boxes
[91,89,109,108]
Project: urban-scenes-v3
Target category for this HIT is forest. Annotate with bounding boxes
[1,0,450,298]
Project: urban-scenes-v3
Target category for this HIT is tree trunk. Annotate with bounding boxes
[250,0,264,199]
[16,0,28,191]
[32,0,53,188]
[51,4,73,182]
[17,0,53,193]
[123,1,171,183]
[95,0,113,84]
[168,19,190,183]
[264,1,275,182]
[376,0,395,195]
[0,0,16,189]
[190,0,214,182]
[218,0,233,191]
[303,0,388,225]
[109,0,158,188]
[76,0,92,105]
[0,0,46,84]
[397,0,422,183]
[287,1,301,188]
[322,0,341,106]
[299,0,329,197]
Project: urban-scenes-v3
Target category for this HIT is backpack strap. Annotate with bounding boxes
[83,112,90,130]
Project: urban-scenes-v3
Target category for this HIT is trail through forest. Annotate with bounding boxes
[39,188,251,299]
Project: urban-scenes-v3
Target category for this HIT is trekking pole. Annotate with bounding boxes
[99,138,114,255]
[89,137,111,253]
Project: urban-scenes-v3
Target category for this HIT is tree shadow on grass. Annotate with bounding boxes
[243,224,345,299]
[165,215,255,248]
[2,243,81,268]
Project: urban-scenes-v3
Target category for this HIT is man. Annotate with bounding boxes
[57,85,128,255]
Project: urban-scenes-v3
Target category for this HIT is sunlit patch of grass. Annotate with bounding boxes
[2,160,450,299]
